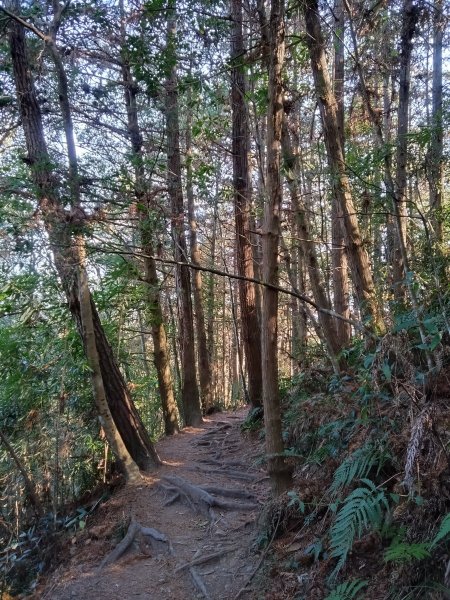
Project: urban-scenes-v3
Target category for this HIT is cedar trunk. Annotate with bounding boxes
[165,2,202,426]
[119,16,180,435]
[262,0,293,495]
[303,0,385,334]
[231,0,263,409]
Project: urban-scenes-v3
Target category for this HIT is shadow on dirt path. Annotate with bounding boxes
[39,409,269,600]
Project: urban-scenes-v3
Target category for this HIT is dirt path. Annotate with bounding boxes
[39,409,269,600]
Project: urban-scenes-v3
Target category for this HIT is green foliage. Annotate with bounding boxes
[429,513,450,549]
[383,512,450,565]
[330,480,388,577]
[384,542,430,563]
[324,578,368,600]
[329,444,384,496]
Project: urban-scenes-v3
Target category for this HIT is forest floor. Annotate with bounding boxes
[34,408,272,600]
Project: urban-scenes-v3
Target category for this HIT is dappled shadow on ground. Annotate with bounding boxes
[36,409,269,600]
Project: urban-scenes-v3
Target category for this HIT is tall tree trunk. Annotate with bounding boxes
[428,0,444,243]
[119,7,179,435]
[302,0,385,335]
[186,101,214,412]
[262,0,293,495]
[393,0,419,303]
[282,116,342,371]
[8,10,159,471]
[231,0,263,409]
[332,0,351,345]
[165,1,202,425]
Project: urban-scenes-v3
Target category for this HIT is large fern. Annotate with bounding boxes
[324,578,368,600]
[383,512,450,564]
[330,479,388,576]
[430,512,450,549]
[329,444,382,496]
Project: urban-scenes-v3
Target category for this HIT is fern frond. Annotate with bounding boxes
[329,445,380,495]
[329,481,388,576]
[430,513,450,549]
[324,578,368,600]
[384,542,430,562]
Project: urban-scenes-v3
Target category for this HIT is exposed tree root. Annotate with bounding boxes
[160,475,255,517]
[189,566,211,599]
[99,519,172,569]
[174,547,235,572]
[199,485,256,501]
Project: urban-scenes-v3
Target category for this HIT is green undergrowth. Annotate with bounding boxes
[260,336,450,599]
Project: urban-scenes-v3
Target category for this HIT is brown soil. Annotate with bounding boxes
[35,409,270,600]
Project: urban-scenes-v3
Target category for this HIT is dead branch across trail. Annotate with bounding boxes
[160,475,255,517]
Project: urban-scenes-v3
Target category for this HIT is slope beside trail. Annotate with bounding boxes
[39,408,270,600]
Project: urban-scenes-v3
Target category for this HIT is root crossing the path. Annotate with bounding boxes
[39,409,269,600]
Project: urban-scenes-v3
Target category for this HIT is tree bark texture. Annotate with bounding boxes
[262,0,293,495]
[77,242,141,483]
[429,0,444,243]
[165,1,202,426]
[393,0,419,302]
[231,0,263,409]
[302,0,385,335]
[332,0,351,345]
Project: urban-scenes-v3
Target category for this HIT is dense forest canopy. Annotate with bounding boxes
[0,0,448,596]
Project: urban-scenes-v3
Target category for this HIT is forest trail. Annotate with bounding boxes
[39,409,269,600]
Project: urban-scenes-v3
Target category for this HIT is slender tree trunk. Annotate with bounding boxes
[0,429,43,517]
[393,0,419,303]
[302,0,385,335]
[429,0,444,243]
[262,0,293,495]
[282,116,342,370]
[186,101,214,412]
[231,0,263,409]
[119,8,179,435]
[332,0,351,345]
[165,1,202,425]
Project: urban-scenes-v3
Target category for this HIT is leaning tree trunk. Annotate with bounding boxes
[302,0,385,335]
[165,1,202,426]
[119,8,179,435]
[262,0,293,495]
[230,0,263,409]
[282,116,342,372]
[8,10,160,471]
[77,242,141,483]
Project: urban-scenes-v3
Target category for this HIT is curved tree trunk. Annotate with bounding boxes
[8,9,160,472]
